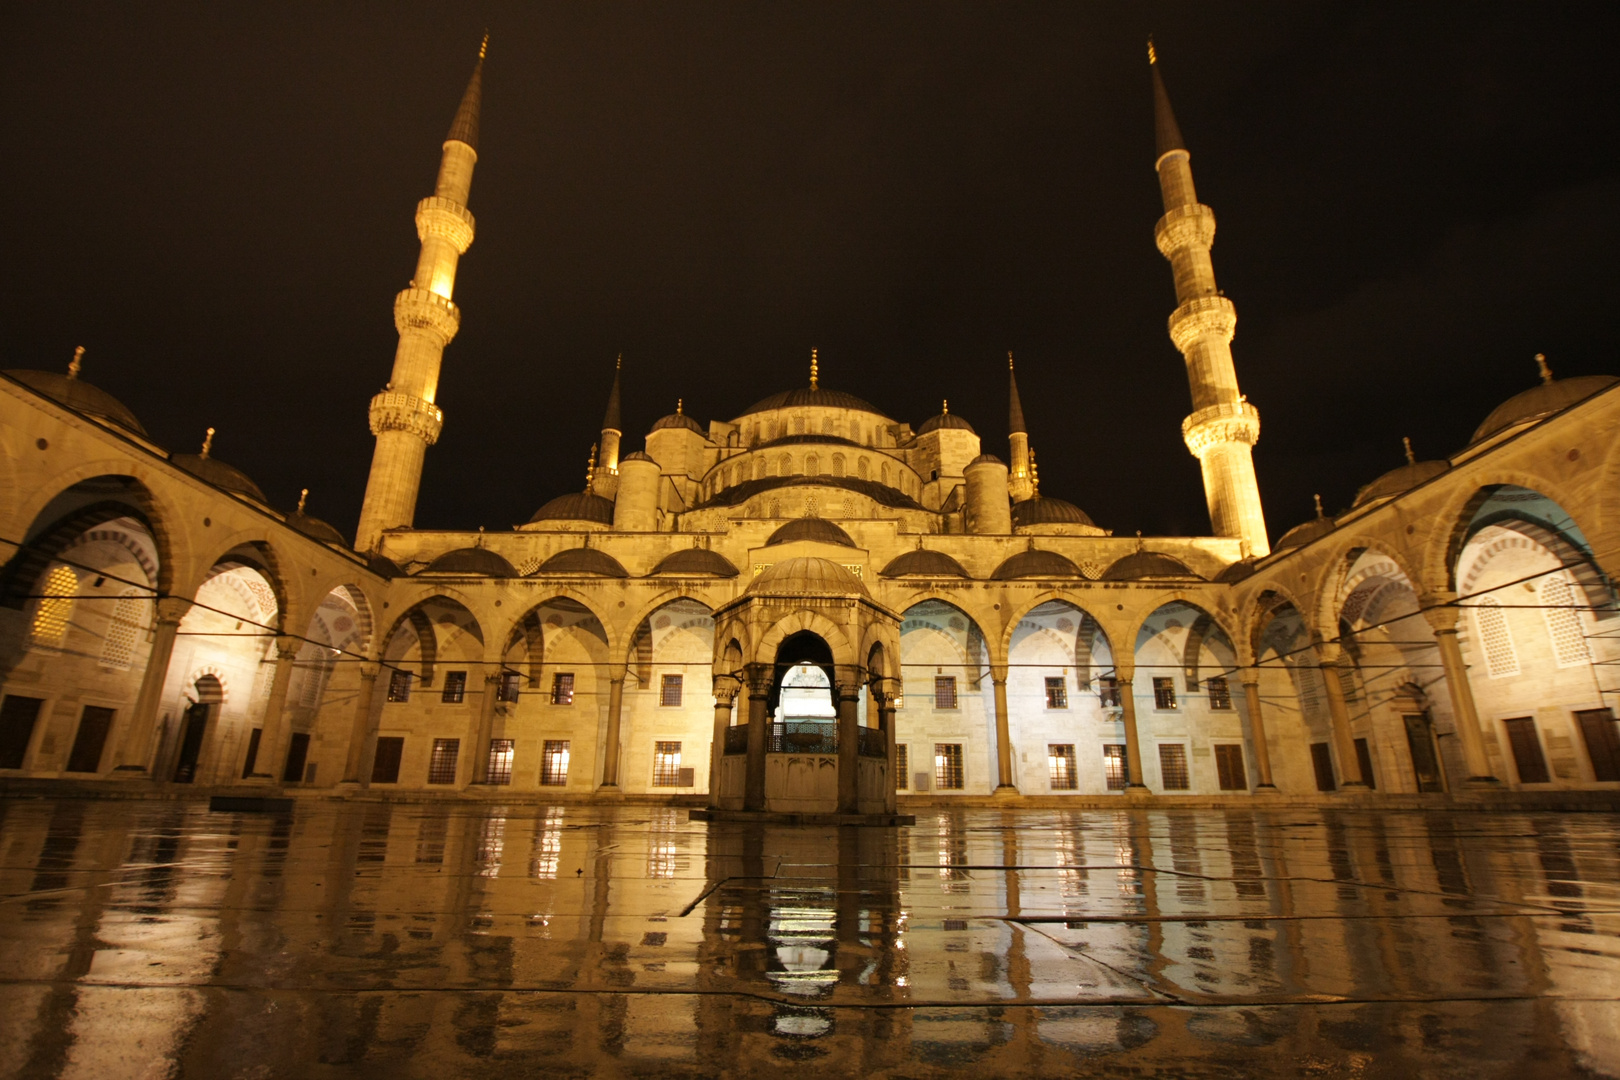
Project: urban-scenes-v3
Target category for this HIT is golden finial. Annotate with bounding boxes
[809,348,819,391]
[585,443,598,491]
[479,32,489,60]
[200,427,215,459]
[1313,493,1324,519]
[616,352,622,371]
[1147,37,1157,65]
[1535,352,1553,384]
[1403,436,1415,464]
[1029,445,1040,497]
[942,399,949,415]
[67,346,84,380]
[297,488,308,514]
[676,398,684,415]
[1007,350,1014,371]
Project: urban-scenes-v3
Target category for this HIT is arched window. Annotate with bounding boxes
[793,416,805,435]
[778,453,793,476]
[832,454,846,478]
[755,457,766,481]
[1474,597,1519,677]
[98,589,147,669]
[1541,576,1590,666]
[806,454,820,476]
[31,565,77,650]
[851,420,862,442]
[857,457,869,480]
[822,418,834,434]
[880,461,891,486]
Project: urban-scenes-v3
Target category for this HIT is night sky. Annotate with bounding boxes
[4,3,1617,543]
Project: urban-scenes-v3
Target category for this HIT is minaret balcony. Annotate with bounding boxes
[1168,294,1236,352]
[393,287,462,343]
[369,390,445,444]
[415,196,476,253]
[1181,400,1260,457]
[1154,202,1215,257]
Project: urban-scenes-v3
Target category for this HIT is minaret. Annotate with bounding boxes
[355,39,486,552]
[1007,352,1034,502]
[594,356,624,499]
[1150,44,1270,557]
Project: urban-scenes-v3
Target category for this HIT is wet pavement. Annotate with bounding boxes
[2,801,1619,1078]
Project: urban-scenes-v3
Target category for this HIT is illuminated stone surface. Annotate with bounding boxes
[2,801,1618,1077]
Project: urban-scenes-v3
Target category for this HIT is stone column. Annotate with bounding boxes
[990,663,1018,795]
[1316,647,1368,788]
[1423,601,1499,784]
[744,665,771,811]
[113,596,191,774]
[598,675,626,791]
[1116,665,1149,793]
[249,637,302,782]
[1239,672,1278,791]
[470,671,501,785]
[875,678,899,815]
[835,667,862,814]
[341,662,381,784]
[708,675,739,808]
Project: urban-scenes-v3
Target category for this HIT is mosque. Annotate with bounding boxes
[2,44,1618,813]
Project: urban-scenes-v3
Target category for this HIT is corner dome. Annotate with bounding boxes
[880,549,970,577]
[1012,497,1094,528]
[1473,375,1619,443]
[1101,551,1201,581]
[917,411,975,435]
[423,547,518,576]
[651,548,739,577]
[742,387,886,417]
[529,492,615,525]
[286,511,346,546]
[991,549,1081,580]
[538,547,628,577]
[366,553,404,579]
[746,556,868,597]
[171,454,267,503]
[6,370,147,435]
[766,517,855,548]
[1214,558,1258,584]
[1353,459,1450,507]
[1275,516,1336,551]
[650,412,705,435]
[967,454,1005,468]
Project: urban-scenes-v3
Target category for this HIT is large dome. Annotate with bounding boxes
[650,411,706,434]
[6,370,147,435]
[746,556,868,597]
[286,511,346,546]
[1353,459,1450,507]
[765,517,856,548]
[1012,497,1094,528]
[1274,515,1336,551]
[1473,375,1618,443]
[171,453,267,503]
[917,410,975,435]
[741,387,887,417]
[529,492,615,525]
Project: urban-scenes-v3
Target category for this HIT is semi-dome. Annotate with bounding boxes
[766,517,856,548]
[880,549,970,577]
[7,370,147,435]
[1353,459,1450,507]
[538,548,628,577]
[650,548,739,577]
[1274,516,1336,551]
[917,410,975,435]
[1101,551,1201,581]
[423,547,518,576]
[529,491,615,525]
[1012,497,1094,528]
[991,549,1082,580]
[741,387,887,417]
[1473,374,1618,443]
[650,411,705,434]
[285,511,346,546]
[171,454,267,503]
[746,556,868,597]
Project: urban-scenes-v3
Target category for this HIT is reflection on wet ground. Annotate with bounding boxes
[2,802,1619,1078]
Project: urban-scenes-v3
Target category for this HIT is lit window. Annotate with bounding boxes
[1152,677,1178,710]
[486,739,514,785]
[660,674,683,707]
[1474,597,1519,677]
[1097,677,1120,707]
[652,741,683,786]
[895,745,909,790]
[427,738,459,784]
[1158,743,1190,790]
[1542,577,1590,666]
[441,670,467,703]
[1215,744,1247,790]
[540,740,571,785]
[934,743,964,789]
[98,590,145,669]
[1207,676,1232,710]
[934,676,957,709]
[1048,744,1077,790]
[1102,744,1128,790]
[498,671,521,703]
[31,565,76,649]
[387,670,413,702]
[551,672,575,705]
[1045,677,1068,709]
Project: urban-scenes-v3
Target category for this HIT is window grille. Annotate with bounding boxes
[1045,677,1068,709]
[540,739,571,785]
[1541,577,1590,666]
[1152,676,1178,710]
[895,745,908,789]
[387,670,412,702]
[652,741,683,786]
[778,453,792,476]
[98,590,145,669]
[498,671,521,703]
[1214,744,1247,790]
[934,743,964,789]
[31,565,76,649]
[371,736,404,783]
[934,676,957,709]
[1102,744,1128,790]
[1158,743,1190,790]
[551,672,575,705]
[1206,676,1232,710]
[1474,597,1519,677]
[1098,677,1120,707]
[660,674,684,707]
[485,739,514,785]
[832,454,846,477]
[858,458,869,480]
[427,738,459,784]
[805,456,819,477]
[441,670,467,703]
[1048,744,1077,790]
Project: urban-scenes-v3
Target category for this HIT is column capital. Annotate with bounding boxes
[988,662,1009,683]
[1420,596,1463,634]
[154,596,192,624]
[1113,662,1135,683]
[357,661,381,681]
[273,634,302,661]
[1238,667,1262,688]
[869,676,903,705]
[712,673,741,705]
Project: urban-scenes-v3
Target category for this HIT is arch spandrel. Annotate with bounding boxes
[1421,472,1588,593]
[1311,537,1425,644]
[996,589,1120,664]
[192,536,299,632]
[753,609,857,668]
[1120,593,1240,660]
[3,473,182,598]
[618,588,726,666]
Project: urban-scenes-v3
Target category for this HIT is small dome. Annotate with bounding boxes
[367,553,404,579]
[1353,459,1450,507]
[1101,551,1201,581]
[650,412,706,435]
[651,548,739,577]
[742,387,886,417]
[538,547,628,577]
[746,556,868,597]
[991,549,1081,579]
[1214,558,1259,584]
[171,454,267,503]
[1013,497,1094,528]
[1275,516,1336,551]
[621,451,655,463]
[918,411,975,435]
[286,511,346,546]
[424,547,518,576]
[881,549,970,577]
[529,492,615,525]
[1473,375,1619,443]
[766,517,856,548]
[6,370,147,435]
[967,454,1005,468]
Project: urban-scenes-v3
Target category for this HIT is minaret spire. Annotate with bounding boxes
[809,348,819,391]
[594,355,625,499]
[1150,46,1270,556]
[355,40,486,552]
[1007,351,1034,502]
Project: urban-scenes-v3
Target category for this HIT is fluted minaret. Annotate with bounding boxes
[1150,45,1269,557]
[355,39,486,552]
[1007,352,1034,503]
[594,356,624,499]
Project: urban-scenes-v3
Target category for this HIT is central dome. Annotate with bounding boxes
[745,556,868,597]
[741,387,887,417]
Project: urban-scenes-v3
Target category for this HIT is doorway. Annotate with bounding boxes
[1402,713,1446,792]
[172,675,223,783]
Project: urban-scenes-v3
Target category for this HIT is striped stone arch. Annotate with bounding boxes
[754,609,856,668]
[1423,472,1585,593]
[0,483,177,608]
[1316,541,1424,641]
[1241,582,1308,664]
[997,590,1110,666]
[184,665,230,704]
[59,524,160,587]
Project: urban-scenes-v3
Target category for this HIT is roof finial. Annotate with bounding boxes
[616,352,622,371]
[479,31,489,60]
[676,398,684,415]
[297,488,308,514]
[1403,436,1415,464]
[67,346,84,380]
[942,399,949,415]
[1147,36,1157,65]
[809,348,819,391]
[200,427,215,459]
[1007,350,1014,371]
[1535,352,1553,384]
[1029,445,1040,497]
[585,443,598,492]
[1313,493,1324,519]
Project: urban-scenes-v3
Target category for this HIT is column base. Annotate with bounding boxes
[595,783,626,800]
[1251,784,1282,795]
[992,784,1021,799]
[1123,783,1153,800]
[111,764,150,776]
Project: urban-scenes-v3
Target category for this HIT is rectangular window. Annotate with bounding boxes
[1048,744,1077,790]
[1576,708,1620,782]
[550,672,575,705]
[1152,677,1178,710]
[241,728,262,778]
[486,739,514,785]
[1311,742,1337,792]
[1102,744,1128,790]
[660,674,684,707]
[1214,744,1248,791]
[371,736,404,784]
[895,745,908,790]
[1207,676,1232,710]
[427,738,460,785]
[652,741,683,786]
[1354,737,1377,789]
[934,676,958,710]
[498,671,521,703]
[1097,677,1120,707]
[282,732,311,783]
[540,739,571,786]
[0,695,44,770]
[65,705,115,774]
[441,670,467,703]
[1044,677,1068,709]
[1158,743,1190,790]
[387,670,412,702]
[934,743,964,789]
[1502,717,1550,784]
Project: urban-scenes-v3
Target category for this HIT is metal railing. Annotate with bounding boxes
[769,721,837,754]
[723,725,749,756]
[857,727,887,759]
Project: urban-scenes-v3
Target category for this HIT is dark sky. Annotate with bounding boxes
[4,3,1617,542]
